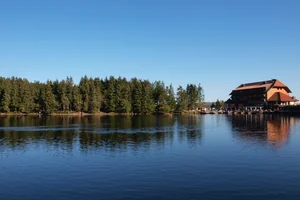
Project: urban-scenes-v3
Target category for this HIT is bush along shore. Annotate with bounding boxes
[0,76,204,115]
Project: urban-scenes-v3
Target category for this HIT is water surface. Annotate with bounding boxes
[1,115,300,200]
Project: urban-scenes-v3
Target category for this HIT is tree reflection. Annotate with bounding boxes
[177,115,203,147]
[0,115,204,153]
[229,115,297,149]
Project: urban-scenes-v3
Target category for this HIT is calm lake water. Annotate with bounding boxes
[1,114,300,200]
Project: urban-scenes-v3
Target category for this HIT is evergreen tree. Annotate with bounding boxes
[0,78,11,112]
[153,81,167,113]
[215,99,224,110]
[186,84,198,110]
[131,78,142,113]
[0,75,205,115]
[18,78,34,112]
[107,76,116,112]
[211,102,215,110]
[166,84,176,112]
[66,76,74,107]
[197,84,205,103]
[215,99,221,110]
[176,86,188,112]
[88,78,101,113]
[185,83,204,110]
[72,86,82,112]
[115,77,131,113]
[32,81,44,112]
[79,76,90,112]
[58,80,70,111]
[10,77,19,112]
[41,81,57,114]
[141,80,155,114]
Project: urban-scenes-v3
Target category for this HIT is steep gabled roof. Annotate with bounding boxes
[268,92,297,102]
[272,79,292,93]
[230,79,292,94]
[230,79,274,94]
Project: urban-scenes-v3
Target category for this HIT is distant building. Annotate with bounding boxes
[226,79,298,109]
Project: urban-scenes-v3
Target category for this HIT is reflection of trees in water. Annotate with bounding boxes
[177,115,203,147]
[229,115,297,149]
[0,130,76,151]
[0,115,203,152]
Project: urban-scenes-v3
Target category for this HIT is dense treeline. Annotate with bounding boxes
[0,76,204,114]
[211,99,225,110]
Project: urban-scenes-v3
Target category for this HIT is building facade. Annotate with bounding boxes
[226,79,298,109]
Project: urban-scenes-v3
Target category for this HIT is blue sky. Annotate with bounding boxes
[1,0,299,102]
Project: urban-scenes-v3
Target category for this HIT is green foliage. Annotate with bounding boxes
[176,83,204,112]
[41,81,58,114]
[211,102,215,109]
[141,80,155,114]
[186,84,204,110]
[0,76,205,114]
[153,81,167,113]
[79,75,90,112]
[72,86,82,112]
[0,78,11,112]
[166,84,176,112]
[131,78,142,113]
[213,99,225,110]
[176,86,188,112]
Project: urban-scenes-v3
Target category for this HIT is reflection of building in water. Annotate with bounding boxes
[230,115,297,149]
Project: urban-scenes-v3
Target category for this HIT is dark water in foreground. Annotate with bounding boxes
[1,115,300,200]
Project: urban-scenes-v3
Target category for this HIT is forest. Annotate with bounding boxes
[0,76,204,114]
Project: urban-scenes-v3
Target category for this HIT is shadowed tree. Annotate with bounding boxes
[41,81,57,114]
[152,81,167,113]
[0,78,11,112]
[176,86,188,112]
[72,86,82,112]
[166,84,176,112]
[131,78,142,113]
[141,80,155,114]
[0,75,204,115]
[79,75,90,112]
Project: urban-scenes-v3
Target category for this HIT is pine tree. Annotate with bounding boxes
[58,80,70,111]
[176,86,188,112]
[88,78,100,113]
[0,75,205,115]
[72,86,82,112]
[41,81,57,114]
[32,81,43,112]
[79,76,90,112]
[18,78,34,112]
[141,80,155,114]
[10,77,19,112]
[106,76,116,112]
[115,77,131,113]
[166,84,176,112]
[0,78,11,112]
[152,81,167,113]
[131,78,142,113]
[66,76,74,108]
[211,102,215,110]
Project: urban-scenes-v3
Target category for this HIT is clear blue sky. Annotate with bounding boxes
[1,0,299,102]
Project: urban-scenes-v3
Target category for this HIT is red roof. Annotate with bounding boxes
[231,80,274,94]
[273,80,291,93]
[231,79,292,94]
[268,92,297,102]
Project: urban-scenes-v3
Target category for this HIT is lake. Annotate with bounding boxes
[1,114,300,200]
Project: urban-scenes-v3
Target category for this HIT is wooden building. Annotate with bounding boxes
[226,79,298,109]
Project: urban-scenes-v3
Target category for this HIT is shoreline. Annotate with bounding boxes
[0,112,173,117]
[1,111,300,117]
